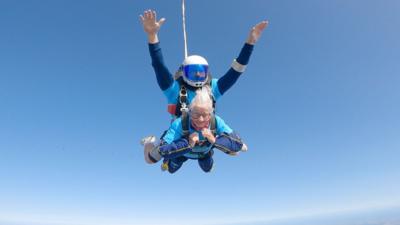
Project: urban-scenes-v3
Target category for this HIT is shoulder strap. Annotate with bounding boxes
[181,110,189,138]
[210,113,216,136]
[175,74,215,117]
[175,78,188,117]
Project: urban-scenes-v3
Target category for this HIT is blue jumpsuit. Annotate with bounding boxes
[159,115,244,173]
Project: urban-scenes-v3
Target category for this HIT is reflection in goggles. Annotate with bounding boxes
[184,64,208,82]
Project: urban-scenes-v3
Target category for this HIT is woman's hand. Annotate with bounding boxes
[188,132,199,148]
[201,129,216,144]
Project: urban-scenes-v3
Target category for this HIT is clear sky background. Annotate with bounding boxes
[1,0,400,225]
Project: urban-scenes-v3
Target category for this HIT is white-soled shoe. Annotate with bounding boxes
[228,151,239,156]
[140,136,158,164]
[140,135,156,146]
[241,143,248,152]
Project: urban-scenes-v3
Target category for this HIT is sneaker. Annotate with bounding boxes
[143,143,157,164]
[241,143,248,152]
[140,135,156,146]
[141,136,158,164]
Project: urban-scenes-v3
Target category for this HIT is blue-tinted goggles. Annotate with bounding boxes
[183,64,208,82]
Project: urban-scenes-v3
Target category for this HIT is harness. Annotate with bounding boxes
[181,112,217,159]
[179,76,217,159]
[161,113,217,170]
[161,71,217,170]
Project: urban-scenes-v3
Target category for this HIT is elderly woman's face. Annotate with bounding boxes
[190,105,211,130]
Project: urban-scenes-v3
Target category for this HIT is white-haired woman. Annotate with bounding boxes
[142,87,247,173]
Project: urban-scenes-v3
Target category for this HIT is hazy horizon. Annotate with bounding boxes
[2,206,400,225]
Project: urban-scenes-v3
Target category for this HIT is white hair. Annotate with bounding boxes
[189,86,213,113]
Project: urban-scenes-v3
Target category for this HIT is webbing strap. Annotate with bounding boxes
[210,114,216,136]
[179,85,188,108]
[181,110,189,138]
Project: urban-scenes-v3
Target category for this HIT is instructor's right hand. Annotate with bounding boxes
[139,10,166,35]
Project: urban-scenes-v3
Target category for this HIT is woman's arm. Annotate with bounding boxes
[212,116,245,155]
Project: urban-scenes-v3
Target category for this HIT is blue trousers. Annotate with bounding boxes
[166,150,214,173]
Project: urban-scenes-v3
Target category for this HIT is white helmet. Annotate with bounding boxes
[182,55,209,87]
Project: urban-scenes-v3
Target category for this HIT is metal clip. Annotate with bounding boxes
[179,87,187,104]
[180,104,189,113]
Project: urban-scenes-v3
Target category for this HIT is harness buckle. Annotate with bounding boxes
[180,104,189,113]
[179,86,189,113]
[179,87,187,104]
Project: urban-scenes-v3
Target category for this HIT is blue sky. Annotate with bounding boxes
[1,0,400,225]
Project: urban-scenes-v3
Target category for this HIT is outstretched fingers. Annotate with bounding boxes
[139,10,149,23]
[149,10,155,22]
[158,17,166,26]
[246,20,269,44]
[254,20,269,32]
[141,10,153,21]
[140,10,165,25]
[152,10,165,25]
[146,10,152,20]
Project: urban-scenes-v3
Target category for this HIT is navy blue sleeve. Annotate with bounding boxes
[149,42,174,91]
[217,43,254,95]
[236,43,254,65]
[159,138,192,160]
[213,132,244,154]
